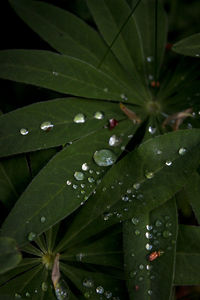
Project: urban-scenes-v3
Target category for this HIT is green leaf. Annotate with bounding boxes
[1,120,137,246]
[56,129,200,250]
[133,0,168,78]
[0,237,22,275]
[86,0,146,84]
[123,198,178,300]
[0,155,30,209]
[174,225,200,285]
[172,33,200,58]
[181,172,200,224]
[0,97,143,158]
[9,0,139,91]
[0,50,143,103]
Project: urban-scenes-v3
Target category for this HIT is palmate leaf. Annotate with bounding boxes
[172,33,200,58]
[123,198,177,300]
[0,119,137,247]
[0,237,22,275]
[0,97,143,157]
[56,129,200,251]
[0,50,144,104]
[174,225,200,285]
[9,0,143,92]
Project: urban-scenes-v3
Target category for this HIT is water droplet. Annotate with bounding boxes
[104,291,112,299]
[135,229,140,235]
[146,264,152,271]
[84,292,90,298]
[88,177,95,183]
[122,195,129,202]
[146,225,153,231]
[52,71,58,76]
[148,290,153,295]
[127,189,132,194]
[133,183,140,190]
[104,87,108,92]
[109,135,121,146]
[163,230,172,238]
[130,271,137,278]
[74,113,86,123]
[195,54,200,57]
[73,184,78,189]
[131,217,139,225]
[165,160,172,166]
[146,243,153,250]
[120,93,128,100]
[155,219,162,227]
[166,222,172,228]
[40,121,54,131]
[148,126,156,134]
[145,171,154,179]
[178,148,187,155]
[40,216,46,223]
[145,232,152,239]
[66,180,71,185]
[138,276,143,281]
[25,292,30,297]
[139,264,144,270]
[42,282,48,292]
[94,111,104,119]
[131,253,135,257]
[15,293,21,298]
[20,128,29,135]
[96,286,104,294]
[146,56,153,62]
[82,163,89,171]
[28,232,36,241]
[76,253,85,262]
[74,171,84,181]
[93,149,117,166]
[82,279,94,288]
[150,275,155,280]
[156,149,162,155]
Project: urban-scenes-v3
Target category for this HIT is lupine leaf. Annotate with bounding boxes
[0,237,22,275]
[56,129,200,251]
[0,97,143,158]
[172,33,200,58]
[123,198,178,300]
[0,120,137,246]
[0,50,143,103]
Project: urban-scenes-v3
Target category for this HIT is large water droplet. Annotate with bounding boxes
[42,282,48,292]
[96,286,104,294]
[74,113,86,123]
[82,279,94,288]
[109,135,121,147]
[82,163,89,171]
[40,121,54,131]
[20,128,29,136]
[146,225,153,231]
[145,232,152,239]
[93,149,117,166]
[165,160,172,166]
[178,147,187,155]
[74,171,84,181]
[145,171,154,179]
[131,217,139,225]
[28,232,36,241]
[94,111,104,120]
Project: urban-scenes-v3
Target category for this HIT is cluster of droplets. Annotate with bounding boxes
[14,281,51,299]
[82,278,119,299]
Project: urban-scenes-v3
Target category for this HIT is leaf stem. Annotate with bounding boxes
[97,0,142,69]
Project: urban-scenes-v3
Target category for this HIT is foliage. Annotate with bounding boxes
[0,0,200,299]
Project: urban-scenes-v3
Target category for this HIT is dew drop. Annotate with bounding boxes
[145,171,154,179]
[40,121,54,131]
[145,232,152,239]
[135,229,140,236]
[76,253,85,262]
[127,189,132,194]
[148,126,156,134]
[42,282,48,292]
[28,232,36,241]
[155,219,162,227]
[73,184,78,189]
[82,163,89,171]
[139,264,144,270]
[165,160,172,166]
[52,71,58,76]
[122,195,129,202]
[109,135,121,147]
[15,293,22,298]
[66,180,71,185]
[93,149,117,167]
[156,149,162,155]
[104,291,112,299]
[88,177,95,183]
[74,171,84,181]
[166,222,172,228]
[138,276,143,281]
[130,271,137,278]
[146,264,152,271]
[146,225,153,231]
[146,243,153,250]
[40,216,46,223]
[163,230,172,238]
[146,56,153,62]
[20,128,29,136]
[133,183,140,190]
[178,147,187,155]
[74,113,86,123]
[131,217,139,225]
[120,93,128,100]
[25,292,30,297]
[94,111,104,119]
[84,292,90,298]
[82,279,94,288]
[96,286,104,294]
[104,87,108,92]
[148,290,153,295]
